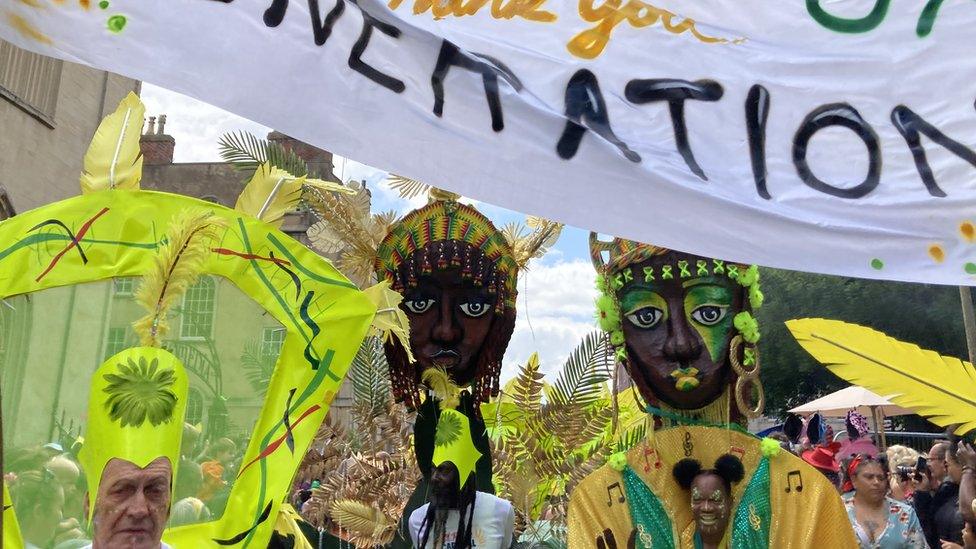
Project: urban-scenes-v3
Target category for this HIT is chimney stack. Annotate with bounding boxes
[140,113,175,165]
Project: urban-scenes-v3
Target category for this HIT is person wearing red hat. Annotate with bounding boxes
[803,443,842,491]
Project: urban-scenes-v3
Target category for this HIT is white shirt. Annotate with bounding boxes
[409,492,515,549]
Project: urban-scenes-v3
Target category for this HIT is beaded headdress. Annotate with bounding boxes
[375,200,519,312]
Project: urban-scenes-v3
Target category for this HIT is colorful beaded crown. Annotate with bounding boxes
[589,236,670,275]
[375,200,519,309]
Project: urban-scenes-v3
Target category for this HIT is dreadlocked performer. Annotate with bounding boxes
[567,236,855,548]
[409,408,515,549]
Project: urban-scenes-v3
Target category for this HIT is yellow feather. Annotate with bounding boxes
[363,281,415,363]
[787,318,976,434]
[80,91,145,194]
[421,367,460,409]
[235,163,304,228]
[133,210,227,347]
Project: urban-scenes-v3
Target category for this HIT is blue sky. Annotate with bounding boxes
[141,84,601,383]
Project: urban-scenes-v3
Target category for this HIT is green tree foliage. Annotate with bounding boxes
[757,268,968,419]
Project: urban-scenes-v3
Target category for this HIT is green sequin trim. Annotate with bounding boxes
[622,466,675,549]
[731,457,771,548]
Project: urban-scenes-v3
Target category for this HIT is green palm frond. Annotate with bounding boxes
[241,339,276,396]
[349,337,391,417]
[103,357,177,427]
[549,331,613,407]
[615,422,647,453]
[218,130,309,178]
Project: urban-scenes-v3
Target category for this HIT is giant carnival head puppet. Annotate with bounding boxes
[589,235,765,422]
[375,197,519,409]
[570,236,857,548]
[308,181,560,409]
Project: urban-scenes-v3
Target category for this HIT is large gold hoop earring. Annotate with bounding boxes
[730,335,765,418]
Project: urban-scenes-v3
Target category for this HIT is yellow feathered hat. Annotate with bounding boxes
[78,347,188,521]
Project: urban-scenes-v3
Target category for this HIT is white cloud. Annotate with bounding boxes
[500,259,599,383]
[140,84,271,163]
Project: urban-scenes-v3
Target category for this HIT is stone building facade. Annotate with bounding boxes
[0,40,139,214]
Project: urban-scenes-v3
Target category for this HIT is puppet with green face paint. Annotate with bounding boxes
[568,236,855,549]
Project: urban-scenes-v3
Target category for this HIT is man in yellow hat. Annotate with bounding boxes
[78,347,188,549]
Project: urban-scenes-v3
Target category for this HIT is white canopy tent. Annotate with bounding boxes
[789,386,913,449]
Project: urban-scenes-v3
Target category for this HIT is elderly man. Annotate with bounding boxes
[77,348,188,549]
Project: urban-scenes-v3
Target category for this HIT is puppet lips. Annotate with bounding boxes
[429,350,461,369]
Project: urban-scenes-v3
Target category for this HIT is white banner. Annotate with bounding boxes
[4,0,976,284]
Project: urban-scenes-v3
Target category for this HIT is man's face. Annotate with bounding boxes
[47,455,80,505]
[91,457,171,549]
[928,445,947,481]
[401,268,496,387]
[616,254,742,409]
[429,462,460,508]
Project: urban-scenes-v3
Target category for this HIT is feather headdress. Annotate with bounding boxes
[787,318,976,435]
[133,209,227,347]
[80,91,144,193]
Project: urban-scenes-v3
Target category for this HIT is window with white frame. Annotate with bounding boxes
[113,277,134,296]
[261,327,285,362]
[180,277,215,340]
[104,327,127,360]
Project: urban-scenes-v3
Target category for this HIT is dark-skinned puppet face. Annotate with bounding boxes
[376,200,518,408]
[591,235,765,417]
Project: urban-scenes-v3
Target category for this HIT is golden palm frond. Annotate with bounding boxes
[133,210,226,346]
[304,184,382,288]
[386,174,430,200]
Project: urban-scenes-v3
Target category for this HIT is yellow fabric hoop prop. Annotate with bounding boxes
[0,190,374,547]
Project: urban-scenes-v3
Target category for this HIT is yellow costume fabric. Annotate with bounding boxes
[568,426,855,548]
[0,190,375,546]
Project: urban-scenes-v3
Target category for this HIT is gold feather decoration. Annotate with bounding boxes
[787,318,976,434]
[303,183,394,288]
[422,366,460,409]
[235,163,303,228]
[80,91,145,194]
[363,281,415,363]
[502,218,564,270]
[133,210,227,347]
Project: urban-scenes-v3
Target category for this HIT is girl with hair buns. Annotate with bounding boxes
[672,454,746,549]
